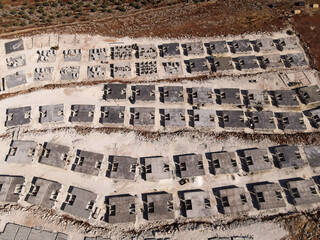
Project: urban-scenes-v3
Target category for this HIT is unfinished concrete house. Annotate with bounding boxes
[105,194,136,223]
[72,150,104,176]
[108,156,138,180]
[89,48,108,61]
[243,90,270,108]
[160,86,184,103]
[217,110,246,129]
[111,62,132,78]
[184,42,205,55]
[272,90,299,107]
[286,179,320,205]
[239,148,272,172]
[254,38,277,52]
[100,106,125,125]
[136,61,158,76]
[5,106,31,127]
[277,37,299,51]
[214,187,251,214]
[132,85,155,102]
[6,55,26,69]
[236,56,259,70]
[161,43,180,57]
[103,84,127,100]
[246,111,276,130]
[130,107,155,126]
[5,140,37,164]
[87,65,106,79]
[141,156,171,181]
[144,192,174,221]
[212,57,235,72]
[306,108,320,128]
[61,186,97,219]
[251,183,286,210]
[297,85,320,105]
[69,105,95,123]
[37,49,57,62]
[217,88,242,105]
[230,39,252,53]
[25,177,62,208]
[285,53,308,67]
[0,175,25,203]
[138,44,157,59]
[162,61,183,75]
[34,67,54,81]
[276,112,306,131]
[259,54,284,69]
[63,49,82,61]
[111,45,132,60]
[181,190,212,218]
[38,142,70,168]
[39,104,64,123]
[5,39,24,54]
[60,66,80,80]
[273,145,304,169]
[5,71,27,89]
[160,108,186,127]
[208,152,239,175]
[304,145,320,167]
[187,87,213,105]
[176,154,205,178]
[188,58,210,74]
[208,40,229,54]
[189,110,215,128]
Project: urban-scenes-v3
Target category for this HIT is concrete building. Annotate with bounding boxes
[108,156,138,180]
[230,39,252,53]
[0,223,68,240]
[103,84,127,100]
[246,111,276,130]
[286,179,320,205]
[25,177,62,208]
[212,57,234,72]
[239,148,272,172]
[187,87,213,105]
[136,61,158,76]
[0,175,25,202]
[251,183,286,210]
[34,67,54,81]
[217,88,242,105]
[272,90,299,107]
[259,54,284,69]
[208,151,239,175]
[141,156,171,181]
[69,105,95,123]
[277,37,299,51]
[87,65,106,79]
[6,55,26,69]
[63,49,82,61]
[89,48,107,61]
[297,85,320,105]
[5,70,27,88]
[130,107,155,126]
[111,45,132,60]
[138,44,157,59]
[5,39,24,54]
[132,85,155,102]
[160,109,186,127]
[306,108,320,128]
[181,190,212,218]
[60,66,80,81]
[100,106,125,124]
[208,40,229,54]
[38,142,70,168]
[160,86,184,103]
[304,145,320,167]
[39,104,64,123]
[161,43,180,57]
[72,150,104,176]
[106,194,136,223]
[273,145,304,168]
[276,112,306,130]
[284,53,308,67]
[37,49,56,62]
[184,42,205,55]
[237,56,259,70]
[5,140,37,164]
[144,192,174,221]
[61,186,97,219]
[189,109,215,128]
[243,90,270,108]
[254,38,277,52]
[5,106,31,127]
[162,61,183,75]
[187,58,210,74]
[176,154,205,178]
[214,187,251,214]
[217,110,246,129]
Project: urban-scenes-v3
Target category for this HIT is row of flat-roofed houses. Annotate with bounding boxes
[2,37,308,90]
[5,84,320,131]
[1,139,320,222]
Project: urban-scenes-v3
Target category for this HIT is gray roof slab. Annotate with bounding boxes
[6,140,37,164]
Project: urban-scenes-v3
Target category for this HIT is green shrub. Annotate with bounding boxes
[107,9,112,13]
[52,2,58,7]
[13,22,18,26]
[2,23,10,27]
[57,13,62,18]
[84,3,91,8]
[43,2,49,7]
[23,1,28,5]
[29,10,34,14]
[2,13,7,18]
[20,21,27,26]
[66,12,72,16]
[10,10,16,15]
[91,6,97,12]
